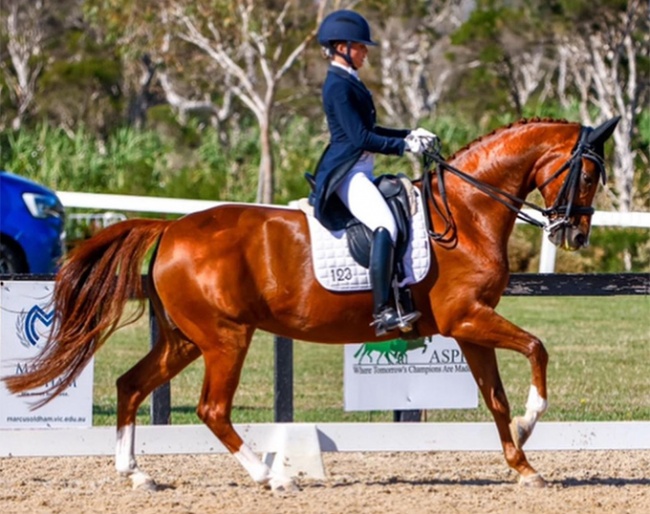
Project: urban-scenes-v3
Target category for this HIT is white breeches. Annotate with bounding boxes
[334,154,397,243]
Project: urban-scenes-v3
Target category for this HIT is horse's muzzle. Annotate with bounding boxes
[547,224,589,251]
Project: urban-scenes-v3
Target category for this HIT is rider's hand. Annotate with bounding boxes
[411,128,439,153]
[405,127,439,155]
[404,134,427,155]
[410,127,438,142]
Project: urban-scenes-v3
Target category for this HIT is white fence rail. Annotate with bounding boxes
[2,422,650,458]
[57,191,650,273]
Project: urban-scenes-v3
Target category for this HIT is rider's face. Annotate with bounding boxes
[334,42,368,69]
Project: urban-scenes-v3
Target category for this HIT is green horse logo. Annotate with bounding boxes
[354,338,428,364]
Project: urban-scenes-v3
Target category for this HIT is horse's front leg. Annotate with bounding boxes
[450,305,549,444]
[448,306,548,485]
[456,340,546,487]
[511,380,549,449]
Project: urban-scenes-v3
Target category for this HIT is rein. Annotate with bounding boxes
[420,127,605,243]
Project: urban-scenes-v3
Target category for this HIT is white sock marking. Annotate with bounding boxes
[234,444,272,484]
[115,424,136,474]
[523,385,548,425]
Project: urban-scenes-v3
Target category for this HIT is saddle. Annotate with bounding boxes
[305,173,415,271]
[304,172,420,313]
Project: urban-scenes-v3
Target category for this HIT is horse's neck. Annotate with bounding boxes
[453,129,547,196]
[447,124,572,248]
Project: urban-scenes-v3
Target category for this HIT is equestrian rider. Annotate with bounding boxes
[311,10,437,336]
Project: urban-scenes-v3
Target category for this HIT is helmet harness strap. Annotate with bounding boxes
[330,41,357,70]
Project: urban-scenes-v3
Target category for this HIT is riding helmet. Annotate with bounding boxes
[317,10,377,47]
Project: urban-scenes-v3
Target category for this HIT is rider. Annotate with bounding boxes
[311,9,437,336]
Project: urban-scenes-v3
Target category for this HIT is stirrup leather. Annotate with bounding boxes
[392,280,421,333]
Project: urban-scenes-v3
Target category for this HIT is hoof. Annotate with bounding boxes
[267,475,300,493]
[519,473,547,488]
[130,471,157,491]
[509,417,531,450]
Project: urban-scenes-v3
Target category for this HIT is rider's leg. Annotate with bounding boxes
[335,166,397,241]
[335,168,419,335]
[368,228,420,335]
[369,227,399,335]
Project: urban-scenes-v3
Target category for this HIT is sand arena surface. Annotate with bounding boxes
[1,450,648,513]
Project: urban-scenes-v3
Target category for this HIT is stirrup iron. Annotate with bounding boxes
[370,302,421,337]
[370,307,401,336]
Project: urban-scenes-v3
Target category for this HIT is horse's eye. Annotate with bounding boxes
[582,172,594,186]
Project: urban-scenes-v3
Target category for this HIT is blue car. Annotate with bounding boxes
[0,170,65,274]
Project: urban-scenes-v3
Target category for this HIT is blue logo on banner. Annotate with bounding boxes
[24,305,55,347]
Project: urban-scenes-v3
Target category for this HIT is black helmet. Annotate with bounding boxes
[317,10,377,47]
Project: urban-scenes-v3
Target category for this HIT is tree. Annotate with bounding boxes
[84,0,327,203]
[0,1,46,130]
[449,2,556,119]
[167,0,328,203]
[554,0,648,212]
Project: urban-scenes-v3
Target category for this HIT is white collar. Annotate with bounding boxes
[331,61,359,80]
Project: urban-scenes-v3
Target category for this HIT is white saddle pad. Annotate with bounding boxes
[305,189,431,292]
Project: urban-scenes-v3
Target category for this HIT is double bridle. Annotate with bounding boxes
[420,127,607,244]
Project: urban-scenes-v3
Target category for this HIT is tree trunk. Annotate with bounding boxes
[257,117,274,204]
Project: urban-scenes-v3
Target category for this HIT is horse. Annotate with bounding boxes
[3,116,620,491]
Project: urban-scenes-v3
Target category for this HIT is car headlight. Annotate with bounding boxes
[22,192,64,219]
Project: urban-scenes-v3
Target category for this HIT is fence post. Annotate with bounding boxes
[538,235,558,273]
[149,302,171,425]
[274,336,294,422]
[393,410,422,422]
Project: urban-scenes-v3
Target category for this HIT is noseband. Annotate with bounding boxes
[421,127,605,243]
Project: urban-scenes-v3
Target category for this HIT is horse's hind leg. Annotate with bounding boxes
[457,340,546,487]
[115,330,201,489]
[195,323,297,492]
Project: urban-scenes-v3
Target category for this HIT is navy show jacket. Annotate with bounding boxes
[312,65,409,231]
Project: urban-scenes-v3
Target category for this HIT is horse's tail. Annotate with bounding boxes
[2,218,170,408]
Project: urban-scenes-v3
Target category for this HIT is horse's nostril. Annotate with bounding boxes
[574,232,586,246]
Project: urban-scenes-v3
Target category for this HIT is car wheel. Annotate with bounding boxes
[0,241,28,274]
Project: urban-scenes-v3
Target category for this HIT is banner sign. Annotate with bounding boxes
[344,335,478,411]
[0,281,93,428]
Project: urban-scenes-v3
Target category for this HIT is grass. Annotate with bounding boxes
[92,296,650,426]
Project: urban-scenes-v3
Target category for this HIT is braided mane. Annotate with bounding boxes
[447,117,574,161]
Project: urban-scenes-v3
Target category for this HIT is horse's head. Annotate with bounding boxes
[536,116,620,250]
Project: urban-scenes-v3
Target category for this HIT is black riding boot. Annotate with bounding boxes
[369,227,420,336]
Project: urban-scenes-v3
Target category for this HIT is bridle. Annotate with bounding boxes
[420,126,606,244]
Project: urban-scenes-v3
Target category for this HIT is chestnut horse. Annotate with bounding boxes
[4,117,619,491]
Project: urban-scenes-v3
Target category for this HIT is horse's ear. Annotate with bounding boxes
[585,116,620,186]
[587,116,621,146]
